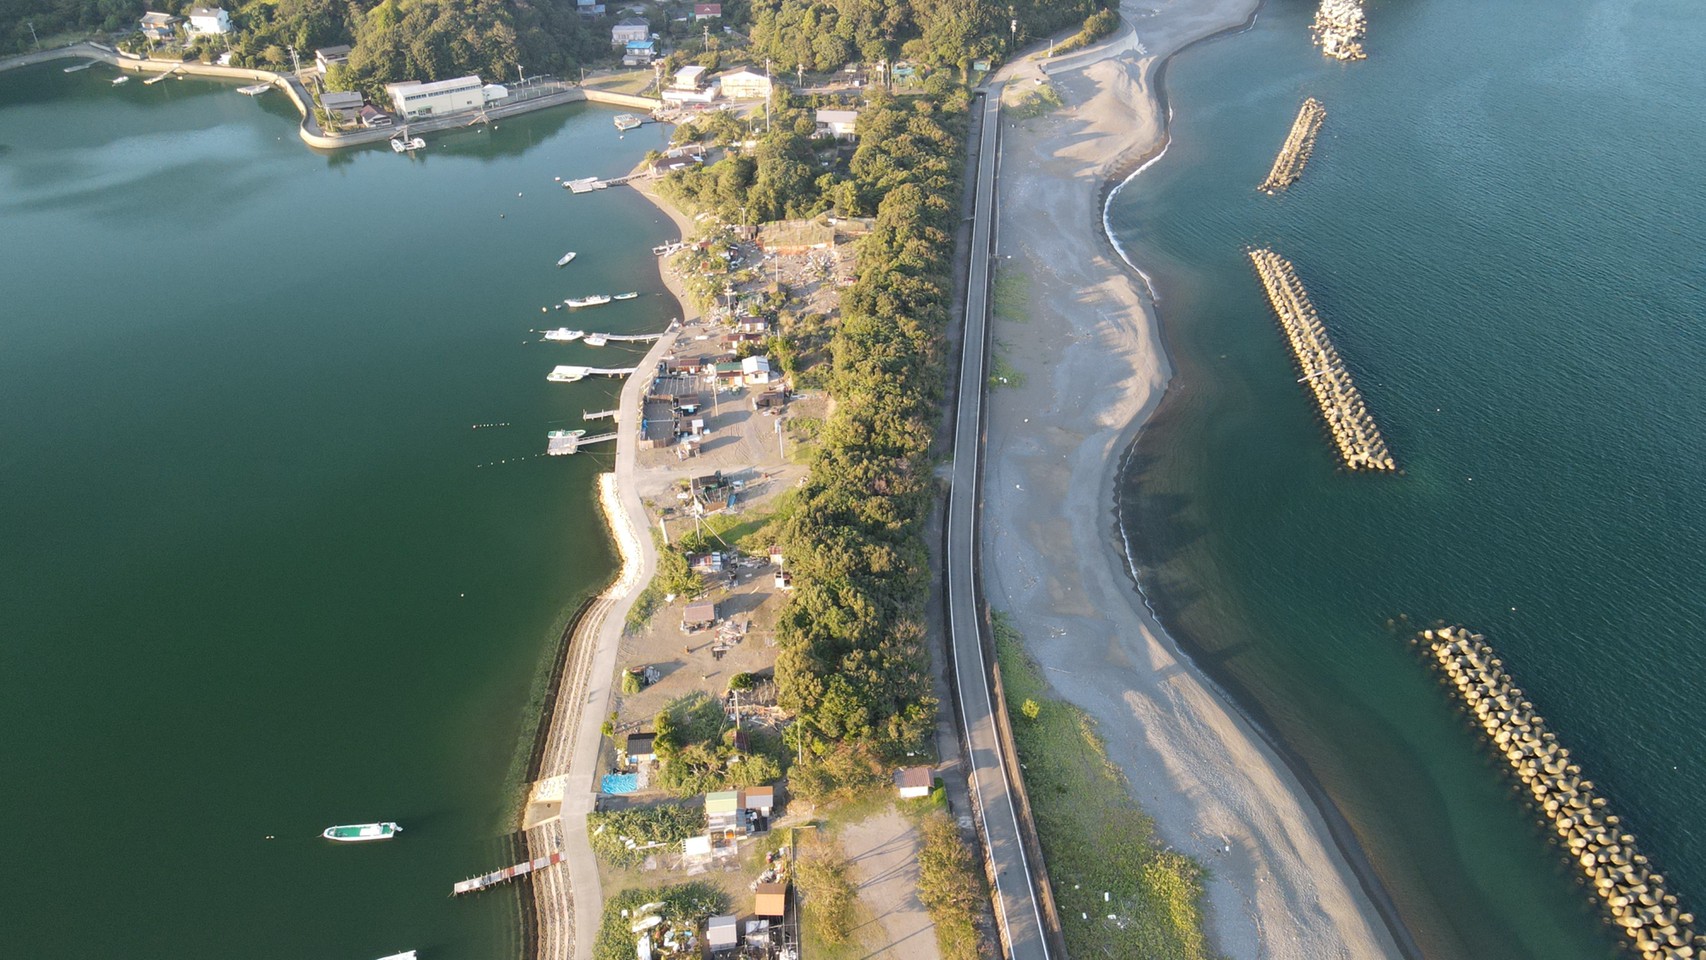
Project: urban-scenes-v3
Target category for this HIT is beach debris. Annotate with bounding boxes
[1415,626,1703,959]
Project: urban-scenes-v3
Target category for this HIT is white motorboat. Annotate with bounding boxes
[557,252,578,267]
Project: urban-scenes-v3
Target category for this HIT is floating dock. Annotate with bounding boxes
[1247,248,1394,471]
[564,174,637,194]
[581,332,664,345]
[1260,98,1326,194]
[452,850,565,895]
[545,431,617,455]
[582,409,619,421]
[1416,627,1702,960]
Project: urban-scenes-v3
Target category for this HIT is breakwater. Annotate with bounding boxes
[1311,0,1368,61]
[1259,98,1326,194]
[1246,248,1394,471]
[1416,627,1702,960]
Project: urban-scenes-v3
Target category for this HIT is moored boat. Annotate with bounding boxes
[557,251,577,267]
[614,113,643,131]
[584,334,608,347]
[542,328,585,341]
[374,952,417,960]
[322,822,401,842]
[612,291,638,300]
[111,75,129,85]
[563,295,612,308]
[237,83,271,96]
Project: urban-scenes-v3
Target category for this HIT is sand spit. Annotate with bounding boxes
[978,2,1406,958]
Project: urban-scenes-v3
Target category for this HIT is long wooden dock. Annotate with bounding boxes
[1247,248,1394,471]
[1259,98,1326,194]
[452,850,565,895]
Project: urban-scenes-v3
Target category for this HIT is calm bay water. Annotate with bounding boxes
[0,64,672,958]
[1112,1,1706,958]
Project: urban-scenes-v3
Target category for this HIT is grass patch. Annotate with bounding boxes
[583,69,659,97]
[992,612,1214,960]
[915,810,991,960]
[796,832,866,959]
[587,802,706,868]
[989,349,1026,389]
[1007,82,1064,120]
[994,267,1031,323]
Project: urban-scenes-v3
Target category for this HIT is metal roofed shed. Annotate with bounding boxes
[706,914,738,950]
[894,765,932,799]
[682,600,718,629]
[625,732,657,762]
[753,881,787,917]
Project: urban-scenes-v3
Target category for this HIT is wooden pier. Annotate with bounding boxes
[545,432,618,455]
[1259,98,1326,194]
[564,174,638,194]
[452,850,565,895]
[582,409,619,421]
[1247,248,1394,471]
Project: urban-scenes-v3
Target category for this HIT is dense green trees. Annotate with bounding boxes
[746,0,1103,74]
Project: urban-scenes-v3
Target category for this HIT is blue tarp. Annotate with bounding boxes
[601,773,639,795]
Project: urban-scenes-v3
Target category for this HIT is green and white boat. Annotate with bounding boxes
[321,822,401,842]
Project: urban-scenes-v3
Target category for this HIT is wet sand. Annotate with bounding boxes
[980,2,1407,957]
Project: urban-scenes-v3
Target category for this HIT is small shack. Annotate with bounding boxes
[706,789,747,839]
[626,733,657,764]
[754,882,787,918]
[706,914,739,952]
[682,600,718,631]
[895,765,932,799]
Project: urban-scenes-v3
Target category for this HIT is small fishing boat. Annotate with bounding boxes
[542,328,585,341]
[374,952,417,960]
[237,82,270,96]
[612,292,638,301]
[613,113,643,131]
[547,365,589,382]
[652,241,682,256]
[63,61,94,73]
[563,295,612,309]
[111,75,130,85]
[322,822,401,842]
[584,334,608,347]
[557,252,578,267]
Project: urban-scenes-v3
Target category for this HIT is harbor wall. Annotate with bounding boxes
[1259,98,1326,194]
[580,89,664,111]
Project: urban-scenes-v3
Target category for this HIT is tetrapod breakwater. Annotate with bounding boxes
[1312,0,1368,61]
[1260,99,1327,194]
[1416,627,1702,960]
[1246,248,1395,471]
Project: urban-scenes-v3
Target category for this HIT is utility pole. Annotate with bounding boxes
[516,62,524,85]
[26,20,40,50]
[775,417,784,459]
[286,44,301,76]
[1009,6,1018,53]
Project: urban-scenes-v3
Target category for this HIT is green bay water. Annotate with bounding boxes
[1111,0,1706,958]
[0,64,672,958]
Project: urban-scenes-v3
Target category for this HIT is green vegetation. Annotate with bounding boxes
[594,883,728,960]
[3,0,607,88]
[652,692,785,796]
[916,810,991,960]
[1050,6,1121,58]
[992,613,1214,960]
[627,533,705,630]
[587,803,707,868]
[1008,81,1064,120]
[993,267,1031,322]
[746,0,1105,74]
[989,349,1025,389]
[795,834,859,947]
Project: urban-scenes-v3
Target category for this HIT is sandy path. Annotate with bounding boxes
[980,3,1408,959]
[842,811,941,960]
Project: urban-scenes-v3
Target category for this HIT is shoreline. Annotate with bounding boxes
[980,1,1412,958]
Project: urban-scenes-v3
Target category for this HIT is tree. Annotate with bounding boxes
[1020,698,1040,721]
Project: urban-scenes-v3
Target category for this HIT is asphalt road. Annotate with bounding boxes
[946,82,1051,960]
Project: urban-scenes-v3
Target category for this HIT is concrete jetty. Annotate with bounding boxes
[1312,0,1368,61]
[1260,98,1327,194]
[1246,248,1395,471]
[1416,627,1702,960]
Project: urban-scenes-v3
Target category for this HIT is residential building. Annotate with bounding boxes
[184,6,232,35]
[623,39,656,65]
[815,108,859,139]
[612,16,650,45]
[385,76,484,119]
[672,64,707,91]
[139,12,180,41]
[736,317,770,335]
[718,67,772,101]
[693,3,722,19]
[358,104,393,128]
[319,90,364,124]
[745,785,776,819]
[895,765,932,799]
[741,355,774,386]
[577,0,606,17]
[754,882,787,918]
[688,552,725,575]
[625,733,657,764]
[314,44,351,74]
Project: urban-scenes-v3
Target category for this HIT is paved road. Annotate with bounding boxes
[946,82,1051,960]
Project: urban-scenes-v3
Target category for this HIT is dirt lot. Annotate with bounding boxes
[837,808,942,960]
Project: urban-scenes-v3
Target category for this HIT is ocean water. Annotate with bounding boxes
[0,65,672,958]
[1110,1,1706,958]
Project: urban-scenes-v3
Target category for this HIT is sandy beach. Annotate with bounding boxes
[981,2,1408,958]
